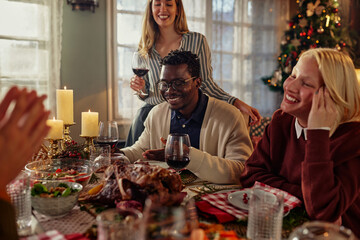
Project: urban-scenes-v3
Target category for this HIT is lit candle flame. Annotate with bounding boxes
[64,86,67,90]
[53,117,56,120]
[88,109,91,112]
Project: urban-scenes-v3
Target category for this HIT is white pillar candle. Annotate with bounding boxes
[46,118,64,140]
[81,110,99,137]
[56,87,74,124]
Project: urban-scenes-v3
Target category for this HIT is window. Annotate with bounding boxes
[0,0,63,112]
[108,0,288,122]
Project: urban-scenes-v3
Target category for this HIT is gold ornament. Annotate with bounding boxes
[284,65,292,74]
[317,26,324,33]
[306,0,320,17]
[291,38,301,47]
[299,18,308,28]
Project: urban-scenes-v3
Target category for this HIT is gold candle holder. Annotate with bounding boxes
[61,122,75,151]
[47,139,61,159]
[63,122,75,143]
[81,136,96,154]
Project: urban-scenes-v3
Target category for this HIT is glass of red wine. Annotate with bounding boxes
[165,133,191,172]
[131,51,149,96]
[97,121,119,149]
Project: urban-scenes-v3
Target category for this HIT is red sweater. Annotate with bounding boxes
[240,110,360,237]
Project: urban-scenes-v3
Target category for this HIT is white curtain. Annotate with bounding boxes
[0,0,63,113]
[183,0,289,116]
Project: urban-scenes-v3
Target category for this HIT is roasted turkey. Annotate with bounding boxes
[79,161,184,207]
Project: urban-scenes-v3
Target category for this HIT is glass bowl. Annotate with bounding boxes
[25,158,93,188]
[31,181,83,217]
[288,221,356,240]
[96,208,143,240]
[111,153,130,165]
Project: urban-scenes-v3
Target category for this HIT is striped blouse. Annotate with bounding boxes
[142,31,236,106]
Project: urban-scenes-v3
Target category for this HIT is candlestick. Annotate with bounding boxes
[56,87,74,125]
[81,110,99,137]
[46,118,64,140]
[60,122,75,151]
[81,136,95,154]
[47,139,61,159]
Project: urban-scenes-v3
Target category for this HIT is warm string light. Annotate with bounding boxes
[325,15,330,27]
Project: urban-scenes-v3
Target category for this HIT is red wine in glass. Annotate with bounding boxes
[96,139,118,149]
[165,133,191,172]
[132,68,149,77]
[166,156,190,170]
[132,52,149,96]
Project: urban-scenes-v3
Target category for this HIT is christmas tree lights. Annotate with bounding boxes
[262,0,354,91]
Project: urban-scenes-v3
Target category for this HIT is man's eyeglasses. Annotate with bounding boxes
[158,77,196,91]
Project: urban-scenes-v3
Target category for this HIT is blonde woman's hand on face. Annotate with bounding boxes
[0,87,50,192]
[233,99,262,125]
[307,87,337,129]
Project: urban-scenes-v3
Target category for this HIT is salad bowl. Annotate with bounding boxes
[25,158,92,188]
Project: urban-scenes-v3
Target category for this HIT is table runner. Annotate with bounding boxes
[33,206,96,235]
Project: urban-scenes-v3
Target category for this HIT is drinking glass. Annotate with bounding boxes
[97,208,144,240]
[90,144,111,174]
[97,121,119,148]
[143,198,198,240]
[165,133,191,172]
[131,51,149,96]
[110,153,130,165]
[6,171,32,236]
[247,186,284,240]
[288,221,357,240]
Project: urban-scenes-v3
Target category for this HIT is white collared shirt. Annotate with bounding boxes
[295,118,330,140]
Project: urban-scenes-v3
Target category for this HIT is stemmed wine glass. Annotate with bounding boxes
[97,121,119,149]
[164,133,191,172]
[131,52,149,96]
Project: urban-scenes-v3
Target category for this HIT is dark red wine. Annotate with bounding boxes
[132,68,149,77]
[96,140,118,148]
[166,156,190,170]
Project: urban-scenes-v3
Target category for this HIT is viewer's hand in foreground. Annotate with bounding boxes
[233,99,261,125]
[0,87,50,192]
[307,86,337,129]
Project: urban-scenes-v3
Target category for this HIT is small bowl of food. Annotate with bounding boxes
[25,158,93,188]
[31,181,83,217]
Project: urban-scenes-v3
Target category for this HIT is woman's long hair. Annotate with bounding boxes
[138,0,189,56]
[301,48,360,134]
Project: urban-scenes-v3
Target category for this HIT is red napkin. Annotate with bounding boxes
[196,200,236,223]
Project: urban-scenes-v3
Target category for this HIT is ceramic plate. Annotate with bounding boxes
[227,189,251,210]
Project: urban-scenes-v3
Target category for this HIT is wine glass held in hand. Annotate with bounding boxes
[97,121,119,149]
[132,52,149,96]
[165,133,191,172]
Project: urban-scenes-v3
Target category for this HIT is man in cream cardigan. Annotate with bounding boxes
[121,50,253,184]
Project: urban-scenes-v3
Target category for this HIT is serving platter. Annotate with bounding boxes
[227,189,251,210]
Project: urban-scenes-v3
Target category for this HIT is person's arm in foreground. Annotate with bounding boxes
[0,87,50,240]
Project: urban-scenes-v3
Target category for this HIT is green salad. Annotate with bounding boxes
[31,183,79,198]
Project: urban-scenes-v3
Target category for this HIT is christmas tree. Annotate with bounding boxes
[263,0,356,91]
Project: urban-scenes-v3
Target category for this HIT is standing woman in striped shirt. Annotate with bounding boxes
[126,0,261,146]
